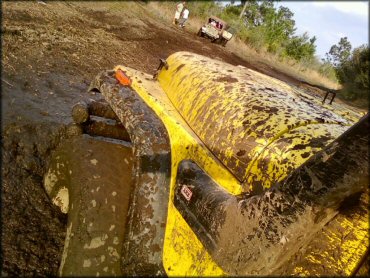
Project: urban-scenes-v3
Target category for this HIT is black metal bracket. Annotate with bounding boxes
[322,90,337,105]
[153,58,169,80]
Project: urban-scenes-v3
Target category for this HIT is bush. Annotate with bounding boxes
[318,62,338,82]
[186,1,222,19]
[337,45,369,101]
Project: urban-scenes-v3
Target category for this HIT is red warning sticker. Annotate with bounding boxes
[181,185,193,201]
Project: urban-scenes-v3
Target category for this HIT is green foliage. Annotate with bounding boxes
[324,38,368,102]
[263,6,296,53]
[284,32,316,61]
[325,37,352,67]
[186,1,222,19]
[243,0,264,26]
[186,1,335,79]
[223,4,241,17]
[336,45,369,101]
[220,0,315,59]
[318,61,338,82]
[245,26,268,50]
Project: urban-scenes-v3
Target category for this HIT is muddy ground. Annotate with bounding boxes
[0,1,367,276]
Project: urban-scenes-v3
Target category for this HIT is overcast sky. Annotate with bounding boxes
[277,1,369,59]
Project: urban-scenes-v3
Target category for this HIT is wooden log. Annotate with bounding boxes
[71,101,89,124]
[87,100,120,121]
[82,117,130,142]
[66,123,83,137]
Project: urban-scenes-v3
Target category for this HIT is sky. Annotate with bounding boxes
[222,1,369,59]
[277,1,369,59]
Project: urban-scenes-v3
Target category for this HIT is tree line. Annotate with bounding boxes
[186,0,369,105]
[324,37,369,104]
[188,1,318,62]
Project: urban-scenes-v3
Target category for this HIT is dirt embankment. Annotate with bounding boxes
[0,1,363,276]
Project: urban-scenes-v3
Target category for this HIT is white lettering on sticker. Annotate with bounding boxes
[181,185,193,201]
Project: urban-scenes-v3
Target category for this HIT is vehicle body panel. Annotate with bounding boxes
[157,52,360,192]
[88,72,172,274]
[222,30,233,40]
[200,16,233,42]
[201,24,219,39]
[96,52,366,276]
[117,65,235,275]
[275,189,369,276]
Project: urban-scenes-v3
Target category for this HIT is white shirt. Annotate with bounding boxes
[176,3,184,13]
[182,9,189,19]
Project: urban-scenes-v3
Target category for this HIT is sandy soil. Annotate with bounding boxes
[0,1,365,276]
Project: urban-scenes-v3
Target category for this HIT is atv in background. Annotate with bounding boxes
[197,16,233,46]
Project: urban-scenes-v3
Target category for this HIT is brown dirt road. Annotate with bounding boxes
[0,1,364,276]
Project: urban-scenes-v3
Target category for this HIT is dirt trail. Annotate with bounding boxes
[0,1,361,276]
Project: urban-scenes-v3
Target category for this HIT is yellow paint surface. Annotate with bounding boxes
[157,52,360,191]
[115,65,238,275]
[112,51,364,275]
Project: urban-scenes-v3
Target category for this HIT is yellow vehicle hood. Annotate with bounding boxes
[158,52,362,192]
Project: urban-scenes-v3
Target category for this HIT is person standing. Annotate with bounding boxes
[179,7,189,28]
[173,1,185,25]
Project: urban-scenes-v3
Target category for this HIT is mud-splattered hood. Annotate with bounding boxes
[158,52,361,192]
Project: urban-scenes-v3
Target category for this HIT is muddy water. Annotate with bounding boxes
[1,120,133,277]
[1,123,69,276]
[1,62,102,277]
[44,136,134,276]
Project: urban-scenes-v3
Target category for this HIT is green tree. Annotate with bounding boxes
[337,45,369,101]
[242,0,261,26]
[325,37,352,67]
[284,32,316,61]
[215,1,320,63]
[237,1,296,53]
[275,6,296,37]
[186,1,222,18]
[263,5,296,52]
[223,3,242,17]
